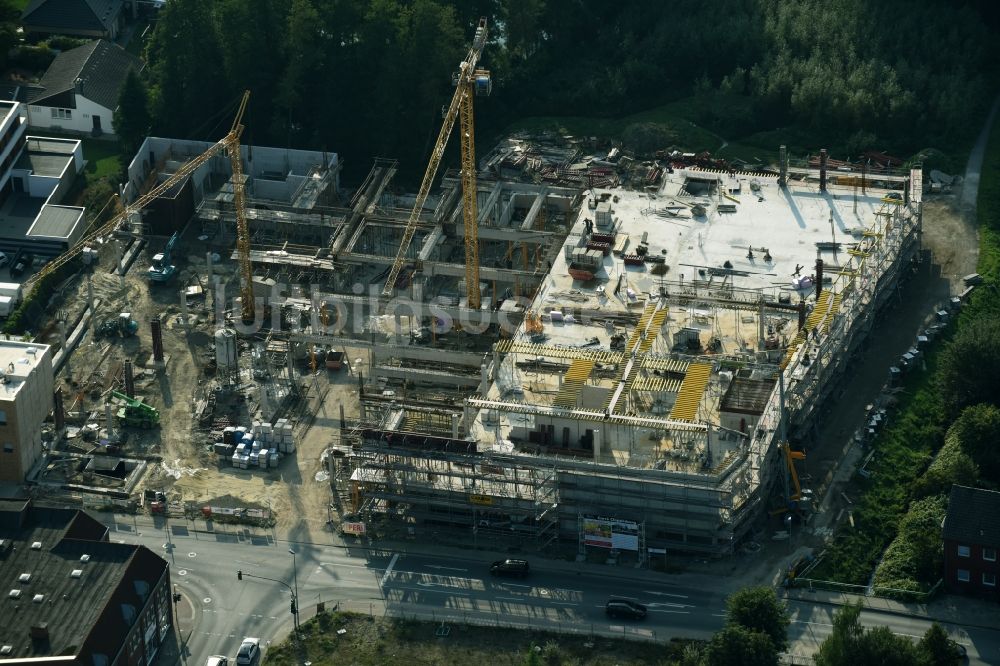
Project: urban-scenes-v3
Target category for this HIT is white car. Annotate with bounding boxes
[235,638,260,666]
[206,657,228,666]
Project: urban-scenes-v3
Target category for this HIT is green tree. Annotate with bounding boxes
[704,625,779,666]
[939,317,1000,413]
[0,0,19,72]
[949,403,1000,480]
[502,0,544,60]
[725,586,790,652]
[816,601,922,666]
[146,0,226,138]
[113,69,151,158]
[918,622,962,666]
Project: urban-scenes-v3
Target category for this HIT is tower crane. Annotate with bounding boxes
[25,91,257,322]
[382,17,491,309]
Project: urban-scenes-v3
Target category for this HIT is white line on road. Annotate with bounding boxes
[426,565,468,572]
[392,585,471,596]
[712,613,727,617]
[644,591,689,599]
[380,553,399,587]
[648,609,691,614]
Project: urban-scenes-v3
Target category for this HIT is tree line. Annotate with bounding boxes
[129,0,998,181]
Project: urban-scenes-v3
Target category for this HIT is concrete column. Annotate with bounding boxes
[452,413,460,439]
[206,251,213,280]
[778,145,787,187]
[179,290,188,327]
[819,149,828,193]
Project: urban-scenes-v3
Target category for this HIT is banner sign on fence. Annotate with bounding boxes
[581,515,640,551]
[341,522,366,536]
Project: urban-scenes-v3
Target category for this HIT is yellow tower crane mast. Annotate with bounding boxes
[23,91,256,322]
[382,17,491,309]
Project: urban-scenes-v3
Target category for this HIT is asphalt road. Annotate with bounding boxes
[102,517,997,665]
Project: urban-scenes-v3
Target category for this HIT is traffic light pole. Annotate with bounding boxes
[236,570,299,634]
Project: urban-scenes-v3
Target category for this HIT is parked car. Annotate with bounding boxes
[605,598,647,620]
[489,558,530,578]
[205,657,228,666]
[235,638,260,666]
[9,253,31,278]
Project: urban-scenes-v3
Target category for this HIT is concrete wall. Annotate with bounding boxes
[123,137,340,209]
[0,107,26,192]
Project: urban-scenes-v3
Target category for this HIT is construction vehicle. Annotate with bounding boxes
[97,312,139,338]
[383,18,491,309]
[770,441,807,515]
[112,391,160,428]
[24,92,256,323]
[147,231,179,282]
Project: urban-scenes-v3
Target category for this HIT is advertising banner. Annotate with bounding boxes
[341,521,366,536]
[582,515,640,551]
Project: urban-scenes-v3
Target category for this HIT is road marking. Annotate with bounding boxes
[178,570,187,576]
[393,585,470,596]
[500,583,531,588]
[380,554,399,587]
[203,597,212,604]
[792,620,832,627]
[188,552,197,558]
[426,565,468,572]
[712,613,727,617]
[648,602,691,609]
[644,591,689,599]
[648,609,690,614]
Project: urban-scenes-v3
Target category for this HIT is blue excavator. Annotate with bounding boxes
[147,231,179,282]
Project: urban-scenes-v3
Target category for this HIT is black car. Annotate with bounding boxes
[9,253,31,278]
[489,558,530,578]
[605,598,647,620]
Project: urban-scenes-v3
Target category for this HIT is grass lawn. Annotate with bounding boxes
[30,131,123,181]
[263,611,696,666]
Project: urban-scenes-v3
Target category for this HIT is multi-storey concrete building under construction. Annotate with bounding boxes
[339,148,923,559]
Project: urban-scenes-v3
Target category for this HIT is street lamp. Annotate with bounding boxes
[785,513,793,554]
[289,548,300,632]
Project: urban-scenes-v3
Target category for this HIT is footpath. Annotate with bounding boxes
[782,586,1000,633]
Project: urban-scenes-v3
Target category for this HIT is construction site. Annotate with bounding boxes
[6,18,931,560]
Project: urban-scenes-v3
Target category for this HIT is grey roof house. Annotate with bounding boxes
[21,0,126,40]
[22,39,142,137]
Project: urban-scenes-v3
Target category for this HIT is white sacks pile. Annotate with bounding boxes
[225,419,294,470]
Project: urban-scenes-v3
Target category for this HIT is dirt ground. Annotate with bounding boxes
[39,227,364,545]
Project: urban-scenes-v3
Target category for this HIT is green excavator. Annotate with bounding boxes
[111,391,159,429]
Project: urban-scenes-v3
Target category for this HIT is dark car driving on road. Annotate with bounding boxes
[489,558,530,578]
[605,598,647,620]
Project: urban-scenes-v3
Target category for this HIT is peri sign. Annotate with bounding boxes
[581,516,640,551]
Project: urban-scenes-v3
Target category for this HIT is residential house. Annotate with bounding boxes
[943,484,1000,601]
[22,39,141,137]
[21,0,126,41]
